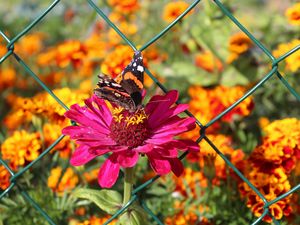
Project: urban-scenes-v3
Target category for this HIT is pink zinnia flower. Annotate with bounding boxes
[62,90,198,188]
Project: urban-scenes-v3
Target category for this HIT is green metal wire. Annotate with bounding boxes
[0,0,300,225]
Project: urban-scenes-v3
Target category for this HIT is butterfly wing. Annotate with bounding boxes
[117,51,144,108]
[95,51,145,112]
[94,74,136,112]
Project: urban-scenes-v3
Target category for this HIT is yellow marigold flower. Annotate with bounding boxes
[101,45,134,78]
[56,40,87,68]
[228,32,252,63]
[264,118,300,150]
[4,88,89,128]
[1,130,41,169]
[240,117,299,223]
[108,0,139,14]
[0,67,16,90]
[195,51,223,73]
[43,122,72,158]
[47,167,78,195]
[285,3,300,26]
[79,79,93,93]
[15,33,44,56]
[252,118,300,174]
[163,1,190,23]
[239,166,292,223]
[84,33,107,60]
[45,88,89,119]
[33,88,89,120]
[0,165,11,190]
[272,39,300,72]
[76,216,116,225]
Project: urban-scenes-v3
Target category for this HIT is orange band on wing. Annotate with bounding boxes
[124,72,143,89]
[115,74,122,83]
[103,86,130,97]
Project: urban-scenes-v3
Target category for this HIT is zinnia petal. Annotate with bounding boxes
[148,104,189,129]
[133,144,154,153]
[70,145,101,166]
[147,152,171,175]
[116,150,139,167]
[85,96,112,127]
[145,90,178,119]
[98,154,120,188]
[150,117,196,138]
[169,158,184,177]
[65,104,110,132]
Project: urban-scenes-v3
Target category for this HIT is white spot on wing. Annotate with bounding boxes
[111,83,121,87]
[137,65,144,72]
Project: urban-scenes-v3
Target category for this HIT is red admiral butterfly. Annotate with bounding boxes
[94,51,144,112]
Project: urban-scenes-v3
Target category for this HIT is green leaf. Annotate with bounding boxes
[72,188,122,215]
[119,206,149,225]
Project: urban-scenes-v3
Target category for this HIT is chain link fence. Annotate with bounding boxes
[0,0,299,224]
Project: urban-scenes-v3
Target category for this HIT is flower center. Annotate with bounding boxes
[110,107,149,148]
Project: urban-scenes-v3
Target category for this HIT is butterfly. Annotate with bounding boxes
[94,51,144,113]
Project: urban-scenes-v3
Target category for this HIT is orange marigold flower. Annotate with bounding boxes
[165,202,211,225]
[285,3,300,26]
[165,210,198,225]
[47,167,78,195]
[15,33,44,56]
[84,33,108,60]
[200,134,244,181]
[3,109,32,130]
[0,42,6,56]
[83,168,99,184]
[174,167,207,197]
[195,51,223,73]
[229,32,252,54]
[76,216,116,225]
[258,117,270,129]
[37,48,57,67]
[272,39,300,72]
[106,13,138,47]
[0,165,11,190]
[40,71,65,86]
[163,1,190,23]
[101,45,134,78]
[187,85,254,131]
[228,32,252,63]
[108,0,139,14]
[56,40,87,68]
[1,130,41,169]
[0,67,16,90]
[43,122,72,158]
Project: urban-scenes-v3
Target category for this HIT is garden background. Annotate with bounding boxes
[0,0,300,225]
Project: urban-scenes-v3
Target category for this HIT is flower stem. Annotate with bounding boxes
[123,167,134,205]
